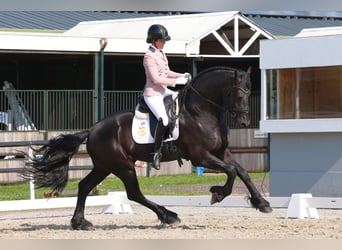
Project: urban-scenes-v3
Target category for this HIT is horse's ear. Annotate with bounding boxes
[247,66,252,74]
[235,70,242,82]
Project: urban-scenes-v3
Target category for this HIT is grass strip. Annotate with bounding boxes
[0,172,268,201]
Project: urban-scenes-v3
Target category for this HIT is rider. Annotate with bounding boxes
[143,24,191,170]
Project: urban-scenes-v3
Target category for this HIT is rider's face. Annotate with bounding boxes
[154,39,166,49]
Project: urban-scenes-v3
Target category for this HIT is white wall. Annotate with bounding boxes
[260,35,342,69]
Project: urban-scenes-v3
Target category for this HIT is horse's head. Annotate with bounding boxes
[182,66,252,127]
[225,67,251,127]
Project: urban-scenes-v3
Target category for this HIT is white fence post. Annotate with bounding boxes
[286,193,319,219]
[28,147,35,200]
[102,192,133,214]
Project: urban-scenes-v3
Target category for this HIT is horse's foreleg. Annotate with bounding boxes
[194,151,237,204]
[224,149,272,213]
[71,168,109,230]
[209,166,237,204]
[235,164,272,213]
[117,167,181,225]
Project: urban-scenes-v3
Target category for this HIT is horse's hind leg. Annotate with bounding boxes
[71,167,110,230]
[115,165,181,225]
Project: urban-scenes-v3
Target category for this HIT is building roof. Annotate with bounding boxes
[63,11,273,57]
[0,11,169,31]
[294,26,342,37]
[0,11,341,37]
[245,14,342,37]
[0,11,341,58]
[0,11,273,58]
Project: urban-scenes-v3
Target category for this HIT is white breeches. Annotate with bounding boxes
[144,88,174,126]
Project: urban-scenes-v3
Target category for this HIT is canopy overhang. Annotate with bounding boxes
[0,11,274,57]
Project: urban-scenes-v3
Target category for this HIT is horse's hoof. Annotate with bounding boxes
[210,193,218,205]
[71,218,94,230]
[165,216,181,225]
[210,192,226,204]
[210,186,226,204]
[249,197,273,214]
[259,206,273,213]
[160,209,181,225]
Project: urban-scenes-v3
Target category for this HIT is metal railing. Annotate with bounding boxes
[0,89,94,130]
[105,91,141,115]
[0,89,260,131]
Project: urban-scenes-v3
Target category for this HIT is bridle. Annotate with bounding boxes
[187,84,251,116]
[227,86,251,117]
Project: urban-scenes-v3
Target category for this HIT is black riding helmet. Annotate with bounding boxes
[146,24,171,43]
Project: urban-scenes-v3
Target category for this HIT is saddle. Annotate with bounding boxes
[135,93,178,139]
[132,93,183,166]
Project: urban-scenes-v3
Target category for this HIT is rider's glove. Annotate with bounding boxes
[182,72,192,82]
[175,76,188,85]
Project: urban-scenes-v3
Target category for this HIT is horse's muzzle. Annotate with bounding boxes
[236,113,250,128]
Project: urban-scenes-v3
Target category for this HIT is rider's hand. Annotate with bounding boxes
[182,72,192,82]
[175,76,188,85]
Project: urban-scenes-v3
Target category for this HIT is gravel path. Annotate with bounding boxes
[1,176,342,239]
[1,203,342,239]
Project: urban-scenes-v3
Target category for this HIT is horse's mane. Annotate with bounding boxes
[192,66,238,82]
[178,66,241,109]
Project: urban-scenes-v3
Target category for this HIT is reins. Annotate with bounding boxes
[184,84,250,115]
[187,84,226,112]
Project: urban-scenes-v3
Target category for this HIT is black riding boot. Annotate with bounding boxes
[152,118,167,170]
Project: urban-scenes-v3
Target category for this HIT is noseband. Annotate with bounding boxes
[188,84,250,115]
[228,86,251,117]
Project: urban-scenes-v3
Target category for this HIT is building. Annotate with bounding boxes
[0,11,341,175]
[260,26,342,196]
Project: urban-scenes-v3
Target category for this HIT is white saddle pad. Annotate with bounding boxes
[132,113,179,144]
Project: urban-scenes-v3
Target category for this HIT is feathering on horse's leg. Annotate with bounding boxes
[235,163,272,213]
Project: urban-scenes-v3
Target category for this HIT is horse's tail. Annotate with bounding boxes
[24,130,90,193]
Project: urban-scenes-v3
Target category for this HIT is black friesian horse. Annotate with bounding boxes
[25,66,272,230]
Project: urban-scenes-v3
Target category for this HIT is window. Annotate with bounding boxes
[267,66,342,119]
